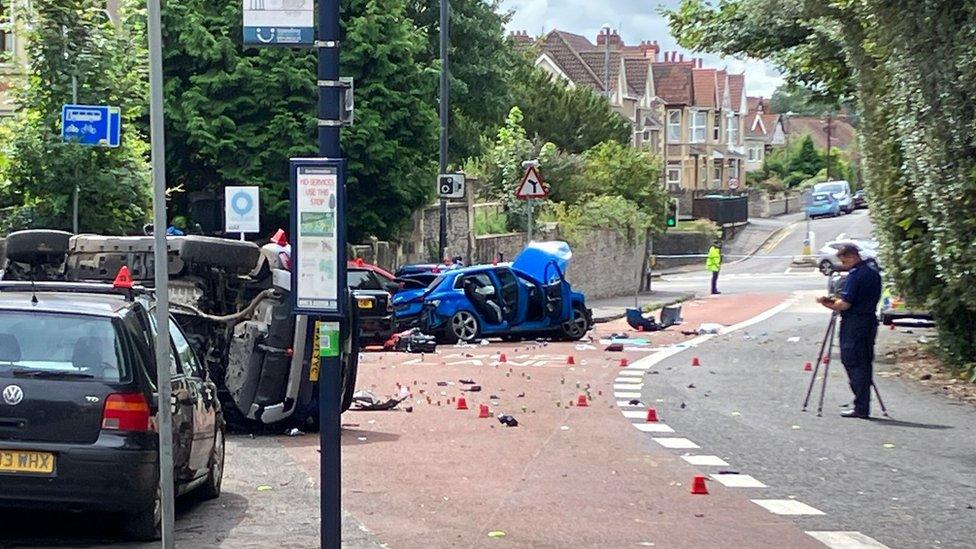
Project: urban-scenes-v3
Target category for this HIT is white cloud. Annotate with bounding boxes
[500,0,783,97]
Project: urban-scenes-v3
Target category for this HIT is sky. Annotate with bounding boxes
[499,0,784,98]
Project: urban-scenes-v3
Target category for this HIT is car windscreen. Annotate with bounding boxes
[812,193,832,204]
[0,311,128,382]
[815,183,845,194]
[348,269,384,291]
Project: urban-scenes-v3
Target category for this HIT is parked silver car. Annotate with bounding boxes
[817,239,880,275]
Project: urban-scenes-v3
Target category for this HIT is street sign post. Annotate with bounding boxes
[225,186,261,237]
[61,104,121,147]
[290,159,345,316]
[243,0,315,46]
[516,164,547,242]
[438,173,465,199]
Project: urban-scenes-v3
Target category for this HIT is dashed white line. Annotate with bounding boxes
[751,499,825,516]
[805,531,890,549]
[652,437,700,449]
[633,423,675,433]
[710,473,767,488]
[613,377,643,384]
[681,455,729,467]
[613,391,642,399]
[616,400,643,407]
[621,410,654,420]
[616,369,645,377]
[613,384,643,392]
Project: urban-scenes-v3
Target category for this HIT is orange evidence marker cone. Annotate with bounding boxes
[620,357,629,367]
[478,404,491,419]
[692,357,701,367]
[804,362,813,372]
[567,356,576,365]
[576,394,588,407]
[822,356,830,365]
[637,325,645,332]
[456,397,469,411]
[691,475,709,495]
[499,353,508,363]
[645,408,659,422]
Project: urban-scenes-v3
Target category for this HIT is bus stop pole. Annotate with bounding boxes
[318,0,343,546]
[145,0,176,546]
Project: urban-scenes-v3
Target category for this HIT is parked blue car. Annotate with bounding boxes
[392,241,592,342]
[805,192,841,218]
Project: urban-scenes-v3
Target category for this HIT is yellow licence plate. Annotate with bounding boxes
[0,450,55,475]
[357,298,374,309]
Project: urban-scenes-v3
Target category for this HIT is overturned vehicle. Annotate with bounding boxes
[0,229,359,431]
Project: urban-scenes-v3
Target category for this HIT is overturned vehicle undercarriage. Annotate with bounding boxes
[0,229,359,431]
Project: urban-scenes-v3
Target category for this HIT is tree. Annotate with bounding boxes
[787,135,823,179]
[666,0,976,380]
[582,140,665,221]
[510,61,632,154]
[1,0,151,234]
[405,0,515,162]
[770,83,835,116]
[158,0,437,242]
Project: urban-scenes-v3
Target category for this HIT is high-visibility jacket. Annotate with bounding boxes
[706,246,722,272]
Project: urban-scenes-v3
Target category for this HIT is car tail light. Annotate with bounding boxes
[102,393,153,432]
[279,252,292,271]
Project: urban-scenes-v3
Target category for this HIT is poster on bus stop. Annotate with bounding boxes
[289,158,346,315]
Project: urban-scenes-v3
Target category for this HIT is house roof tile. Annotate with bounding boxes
[786,116,856,150]
[692,68,717,107]
[728,74,745,112]
[652,63,693,105]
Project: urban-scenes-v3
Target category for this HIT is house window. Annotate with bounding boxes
[726,114,740,145]
[667,162,682,186]
[748,148,756,161]
[757,147,764,161]
[713,164,722,185]
[690,110,707,143]
[667,109,681,142]
[0,1,10,61]
[713,114,721,141]
[648,129,660,151]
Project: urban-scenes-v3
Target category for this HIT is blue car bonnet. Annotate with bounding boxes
[512,241,572,282]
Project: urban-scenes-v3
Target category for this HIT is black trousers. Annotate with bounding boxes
[710,271,719,294]
[839,318,877,416]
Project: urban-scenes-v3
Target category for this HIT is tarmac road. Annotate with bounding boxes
[654,209,875,296]
[637,295,976,548]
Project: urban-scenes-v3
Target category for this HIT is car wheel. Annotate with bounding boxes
[176,236,262,275]
[819,260,835,276]
[449,311,480,342]
[560,304,590,341]
[198,424,225,500]
[124,482,162,541]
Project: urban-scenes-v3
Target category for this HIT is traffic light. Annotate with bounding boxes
[666,198,679,228]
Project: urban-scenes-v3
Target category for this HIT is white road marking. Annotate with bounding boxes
[652,437,700,449]
[614,391,642,399]
[681,455,729,467]
[624,363,653,370]
[616,369,645,377]
[613,383,643,391]
[751,499,825,515]
[805,531,890,549]
[633,423,675,433]
[613,377,644,384]
[617,400,644,407]
[710,473,767,488]
[719,294,800,335]
[621,410,655,419]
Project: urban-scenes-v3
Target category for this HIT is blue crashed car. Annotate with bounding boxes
[805,192,841,218]
[393,241,592,342]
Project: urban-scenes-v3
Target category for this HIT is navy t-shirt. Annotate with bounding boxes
[839,261,882,322]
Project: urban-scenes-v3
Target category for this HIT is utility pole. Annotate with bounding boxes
[144,0,175,547]
[602,25,611,100]
[317,0,343,546]
[438,0,450,261]
[824,113,832,182]
[62,25,80,233]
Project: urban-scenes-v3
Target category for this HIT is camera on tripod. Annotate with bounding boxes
[826,272,846,297]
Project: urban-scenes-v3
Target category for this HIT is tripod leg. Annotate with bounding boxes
[872,383,890,417]
[816,314,837,417]
[802,313,834,411]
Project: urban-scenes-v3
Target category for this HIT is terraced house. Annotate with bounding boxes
[511,29,748,191]
[0,0,25,117]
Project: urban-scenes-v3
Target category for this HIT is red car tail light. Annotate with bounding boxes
[102,393,153,432]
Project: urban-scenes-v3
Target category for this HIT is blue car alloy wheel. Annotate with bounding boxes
[449,310,480,342]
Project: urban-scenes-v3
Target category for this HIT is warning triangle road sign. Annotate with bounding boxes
[516,166,548,200]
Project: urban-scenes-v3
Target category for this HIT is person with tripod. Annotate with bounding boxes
[816,244,883,418]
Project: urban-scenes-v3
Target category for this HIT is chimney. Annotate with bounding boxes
[679,53,684,63]
[698,58,703,68]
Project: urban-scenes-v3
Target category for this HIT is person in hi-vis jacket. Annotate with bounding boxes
[706,240,722,295]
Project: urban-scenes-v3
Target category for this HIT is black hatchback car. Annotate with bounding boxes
[0,280,225,540]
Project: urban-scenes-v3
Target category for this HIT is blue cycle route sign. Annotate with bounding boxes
[61,104,121,148]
